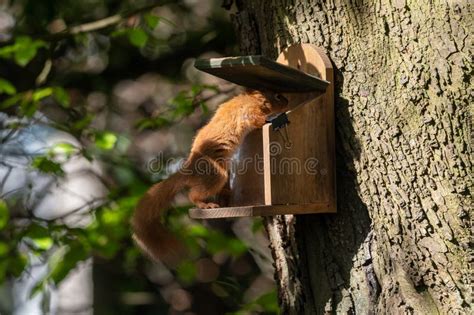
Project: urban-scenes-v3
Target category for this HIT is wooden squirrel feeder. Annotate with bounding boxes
[189,44,336,218]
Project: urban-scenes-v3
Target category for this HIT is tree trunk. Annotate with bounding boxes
[230,1,472,314]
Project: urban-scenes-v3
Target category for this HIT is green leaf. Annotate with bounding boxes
[253,290,280,312]
[199,102,208,114]
[135,116,171,130]
[20,99,38,117]
[30,280,47,298]
[110,28,129,38]
[72,114,93,131]
[191,84,218,95]
[53,87,70,108]
[176,260,197,284]
[31,156,64,175]
[15,49,35,67]
[50,142,78,157]
[171,92,194,117]
[0,242,9,256]
[9,253,28,277]
[0,200,9,230]
[32,237,53,251]
[124,247,140,271]
[100,207,126,226]
[128,29,148,48]
[187,224,209,237]
[0,259,7,283]
[202,229,247,257]
[14,37,46,67]
[50,244,88,285]
[22,221,57,254]
[25,223,49,239]
[95,131,117,150]
[0,78,16,95]
[191,85,203,95]
[1,94,22,109]
[144,14,160,29]
[32,87,53,101]
[230,290,279,314]
[226,239,247,256]
[0,44,16,58]
[252,218,264,233]
[0,36,47,67]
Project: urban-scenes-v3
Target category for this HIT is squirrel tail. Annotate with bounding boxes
[131,172,188,266]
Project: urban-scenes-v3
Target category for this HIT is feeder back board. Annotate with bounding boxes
[189,44,336,218]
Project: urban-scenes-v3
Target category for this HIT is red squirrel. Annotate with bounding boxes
[131,89,288,264]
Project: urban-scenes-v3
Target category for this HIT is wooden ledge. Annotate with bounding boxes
[189,203,336,219]
[194,56,329,93]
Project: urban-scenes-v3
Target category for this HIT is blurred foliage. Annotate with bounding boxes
[135,84,217,130]
[0,0,278,314]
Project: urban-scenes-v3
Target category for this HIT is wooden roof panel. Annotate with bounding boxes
[194,56,329,93]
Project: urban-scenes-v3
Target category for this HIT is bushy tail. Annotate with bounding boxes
[131,173,188,266]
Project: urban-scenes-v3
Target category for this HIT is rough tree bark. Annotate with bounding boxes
[230,1,472,314]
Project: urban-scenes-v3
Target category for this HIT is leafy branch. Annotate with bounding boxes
[45,0,177,41]
[136,85,237,130]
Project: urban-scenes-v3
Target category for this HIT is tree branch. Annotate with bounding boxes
[44,0,177,41]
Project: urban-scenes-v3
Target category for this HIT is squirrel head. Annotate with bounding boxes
[246,89,289,114]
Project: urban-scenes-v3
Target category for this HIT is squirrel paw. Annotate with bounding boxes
[196,202,220,209]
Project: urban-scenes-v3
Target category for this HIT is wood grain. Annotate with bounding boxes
[227,129,265,206]
[263,44,336,212]
[189,203,334,219]
[194,55,329,92]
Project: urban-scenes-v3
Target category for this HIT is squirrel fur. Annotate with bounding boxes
[131,89,288,265]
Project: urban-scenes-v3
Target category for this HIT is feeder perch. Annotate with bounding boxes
[189,44,336,218]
